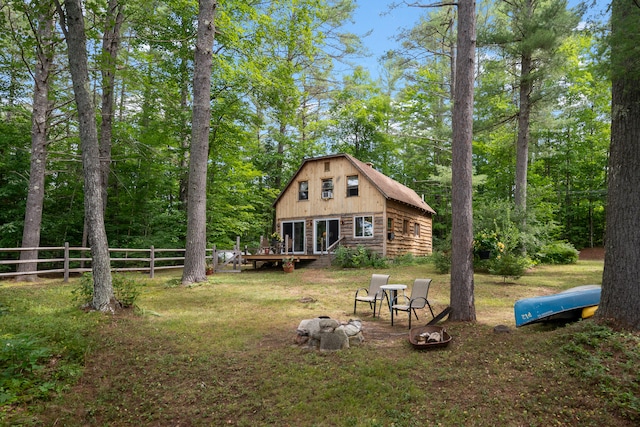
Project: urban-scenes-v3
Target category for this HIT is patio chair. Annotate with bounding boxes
[353,274,390,318]
[390,278,434,328]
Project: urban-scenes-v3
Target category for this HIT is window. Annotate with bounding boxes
[387,218,393,231]
[403,219,409,234]
[347,175,359,197]
[298,181,308,200]
[324,161,330,172]
[321,178,333,199]
[414,223,420,237]
[355,215,373,238]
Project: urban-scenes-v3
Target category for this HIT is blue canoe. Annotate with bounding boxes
[514,285,601,327]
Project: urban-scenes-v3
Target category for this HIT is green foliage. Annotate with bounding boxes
[561,322,640,421]
[431,251,451,274]
[487,253,531,282]
[333,245,387,268]
[390,253,431,266]
[537,241,579,264]
[72,273,142,308]
[0,112,31,249]
[0,334,52,404]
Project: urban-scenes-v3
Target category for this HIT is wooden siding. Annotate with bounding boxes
[384,200,433,257]
[274,157,433,258]
[274,157,386,219]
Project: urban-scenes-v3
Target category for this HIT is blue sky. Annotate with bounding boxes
[342,1,422,78]
[342,0,611,80]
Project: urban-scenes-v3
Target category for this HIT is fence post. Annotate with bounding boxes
[150,245,155,279]
[212,244,217,271]
[235,236,241,269]
[63,242,70,282]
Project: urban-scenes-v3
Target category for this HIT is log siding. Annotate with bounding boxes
[274,154,435,258]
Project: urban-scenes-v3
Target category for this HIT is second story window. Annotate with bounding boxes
[298,181,308,200]
[347,175,359,197]
[321,178,333,199]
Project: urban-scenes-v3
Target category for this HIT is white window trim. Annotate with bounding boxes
[354,215,374,238]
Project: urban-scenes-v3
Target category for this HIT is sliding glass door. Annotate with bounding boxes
[281,221,305,253]
[314,219,339,253]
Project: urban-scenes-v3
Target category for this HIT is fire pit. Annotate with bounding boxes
[295,317,364,352]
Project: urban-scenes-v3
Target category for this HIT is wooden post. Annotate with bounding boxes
[212,244,217,271]
[235,236,241,269]
[63,242,70,283]
[150,245,155,279]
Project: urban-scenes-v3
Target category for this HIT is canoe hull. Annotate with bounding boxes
[514,285,601,327]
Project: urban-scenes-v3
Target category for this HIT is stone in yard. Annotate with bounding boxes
[319,327,349,352]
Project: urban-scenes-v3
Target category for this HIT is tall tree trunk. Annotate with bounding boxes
[515,53,532,217]
[182,0,217,285]
[99,0,125,213]
[179,55,191,209]
[17,3,55,282]
[599,0,640,330]
[58,0,115,311]
[449,0,476,322]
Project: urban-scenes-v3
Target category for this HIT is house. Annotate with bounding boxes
[272,153,436,258]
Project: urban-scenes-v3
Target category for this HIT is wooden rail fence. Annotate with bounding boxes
[0,242,245,282]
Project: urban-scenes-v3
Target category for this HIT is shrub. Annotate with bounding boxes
[431,251,451,274]
[391,253,415,265]
[72,273,142,308]
[537,241,579,264]
[391,253,431,266]
[333,245,387,268]
[488,253,531,282]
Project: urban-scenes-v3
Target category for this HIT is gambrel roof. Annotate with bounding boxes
[274,153,436,215]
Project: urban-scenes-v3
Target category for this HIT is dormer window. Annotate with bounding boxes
[347,175,359,197]
[321,179,333,199]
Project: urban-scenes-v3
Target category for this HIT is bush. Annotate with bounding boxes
[537,241,579,264]
[333,245,387,268]
[488,254,531,282]
[431,251,451,274]
[391,253,431,266]
[72,273,142,308]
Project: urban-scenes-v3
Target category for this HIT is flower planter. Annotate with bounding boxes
[283,265,294,273]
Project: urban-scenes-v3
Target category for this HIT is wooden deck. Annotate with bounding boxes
[243,254,320,265]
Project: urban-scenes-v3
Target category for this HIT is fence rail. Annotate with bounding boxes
[0,243,222,281]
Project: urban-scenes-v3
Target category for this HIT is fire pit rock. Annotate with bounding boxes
[295,317,364,352]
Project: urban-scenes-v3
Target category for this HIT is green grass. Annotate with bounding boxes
[1,261,638,426]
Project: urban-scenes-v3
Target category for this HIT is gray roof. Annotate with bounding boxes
[274,153,436,215]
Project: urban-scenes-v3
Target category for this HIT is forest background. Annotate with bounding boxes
[0,0,611,261]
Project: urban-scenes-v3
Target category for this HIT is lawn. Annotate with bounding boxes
[1,260,638,426]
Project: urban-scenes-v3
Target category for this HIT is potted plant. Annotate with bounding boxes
[205,262,214,275]
[282,256,295,273]
[271,232,283,243]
